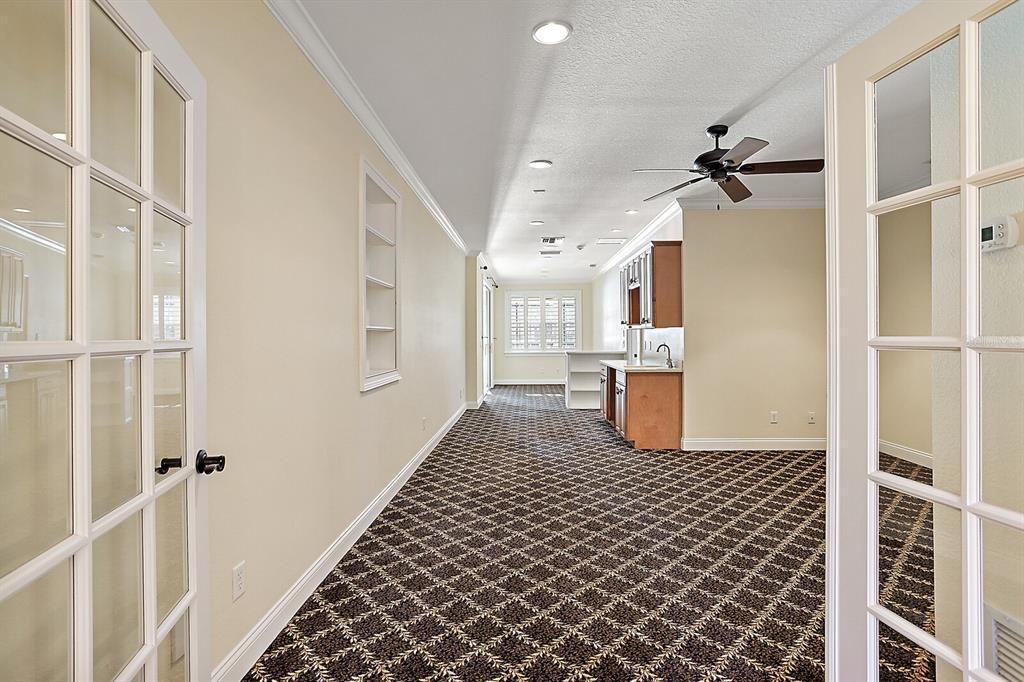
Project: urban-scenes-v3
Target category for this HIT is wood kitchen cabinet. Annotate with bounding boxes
[602,363,682,450]
[619,240,683,328]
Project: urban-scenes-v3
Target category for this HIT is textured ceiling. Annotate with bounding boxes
[300,0,918,281]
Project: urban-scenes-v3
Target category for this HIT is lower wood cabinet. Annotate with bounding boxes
[600,367,682,450]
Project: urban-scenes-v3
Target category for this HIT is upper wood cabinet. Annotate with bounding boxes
[619,240,682,328]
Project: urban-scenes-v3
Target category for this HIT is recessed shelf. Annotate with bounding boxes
[365,224,395,246]
[366,274,393,288]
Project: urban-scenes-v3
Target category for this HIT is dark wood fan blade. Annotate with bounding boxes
[643,176,706,202]
[632,168,703,173]
[738,159,824,175]
[721,137,768,166]
[719,176,752,203]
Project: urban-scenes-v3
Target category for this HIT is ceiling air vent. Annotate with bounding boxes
[596,238,627,245]
[540,236,565,246]
[540,249,561,256]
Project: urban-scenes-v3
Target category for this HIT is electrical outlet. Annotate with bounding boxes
[769,410,779,425]
[232,561,246,602]
[808,411,816,425]
[421,417,427,432]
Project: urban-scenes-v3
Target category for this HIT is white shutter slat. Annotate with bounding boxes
[526,296,542,350]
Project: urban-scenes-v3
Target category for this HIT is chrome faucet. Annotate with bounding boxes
[656,343,674,368]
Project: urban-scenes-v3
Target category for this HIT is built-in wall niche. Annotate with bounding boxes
[359,161,400,391]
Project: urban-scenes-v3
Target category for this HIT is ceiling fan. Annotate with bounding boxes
[634,124,824,203]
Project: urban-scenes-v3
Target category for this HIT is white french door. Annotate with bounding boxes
[828,0,1022,680]
[0,1,208,680]
[482,283,493,393]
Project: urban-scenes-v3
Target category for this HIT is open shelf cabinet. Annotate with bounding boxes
[360,160,401,391]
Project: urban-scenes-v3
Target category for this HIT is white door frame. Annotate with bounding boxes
[482,283,493,393]
[825,0,1023,679]
[0,0,207,679]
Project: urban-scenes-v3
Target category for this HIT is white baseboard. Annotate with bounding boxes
[682,437,827,451]
[494,380,566,386]
[212,402,467,682]
[466,395,484,409]
[879,440,933,468]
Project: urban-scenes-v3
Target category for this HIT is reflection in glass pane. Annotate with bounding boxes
[90,0,140,182]
[875,37,959,201]
[153,213,184,341]
[980,178,1024,337]
[154,69,186,209]
[0,132,69,342]
[91,355,141,520]
[0,0,68,141]
[980,1,1024,170]
[878,350,961,494]
[878,621,938,682]
[90,180,140,340]
[877,486,961,650]
[0,560,71,682]
[154,352,185,482]
[158,615,189,682]
[982,352,1024,514]
[877,195,960,337]
[156,483,188,623]
[0,361,70,579]
[93,513,143,682]
[982,519,1024,679]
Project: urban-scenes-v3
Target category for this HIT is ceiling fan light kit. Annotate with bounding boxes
[634,124,825,204]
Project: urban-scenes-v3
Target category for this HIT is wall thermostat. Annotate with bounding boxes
[981,215,1019,253]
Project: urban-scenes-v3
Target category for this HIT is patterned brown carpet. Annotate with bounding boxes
[245,386,935,681]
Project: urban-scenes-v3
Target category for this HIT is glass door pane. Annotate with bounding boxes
[90,0,140,182]
[158,615,189,682]
[154,70,185,210]
[0,131,70,342]
[93,513,144,681]
[0,359,71,578]
[91,355,141,520]
[156,482,188,623]
[90,180,141,341]
[0,0,69,141]
[152,213,184,341]
[0,560,72,682]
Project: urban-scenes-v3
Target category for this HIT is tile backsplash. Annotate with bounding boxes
[625,327,684,366]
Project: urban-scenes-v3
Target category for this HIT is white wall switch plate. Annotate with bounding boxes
[769,410,779,424]
[232,561,246,602]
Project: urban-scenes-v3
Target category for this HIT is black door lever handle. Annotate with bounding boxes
[155,457,182,475]
[196,449,226,475]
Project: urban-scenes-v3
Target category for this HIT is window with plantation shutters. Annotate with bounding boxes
[506,290,579,353]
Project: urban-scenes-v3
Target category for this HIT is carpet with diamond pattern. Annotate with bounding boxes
[244,385,935,681]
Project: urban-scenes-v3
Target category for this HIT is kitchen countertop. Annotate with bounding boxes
[600,359,683,374]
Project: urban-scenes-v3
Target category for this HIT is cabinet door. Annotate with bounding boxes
[599,374,607,417]
[643,249,654,325]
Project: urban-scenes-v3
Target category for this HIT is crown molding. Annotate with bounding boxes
[264,0,467,254]
[593,199,682,278]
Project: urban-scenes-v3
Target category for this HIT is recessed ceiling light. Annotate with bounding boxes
[532,20,572,45]
[625,209,638,215]
[611,228,622,233]
[597,238,627,245]
[530,220,545,226]
[12,208,31,213]
[529,159,553,169]
[115,225,134,233]
[128,207,137,213]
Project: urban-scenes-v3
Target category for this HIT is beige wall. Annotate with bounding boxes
[493,282,592,384]
[681,208,827,440]
[150,0,466,667]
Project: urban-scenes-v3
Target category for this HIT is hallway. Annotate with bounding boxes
[245,387,834,680]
